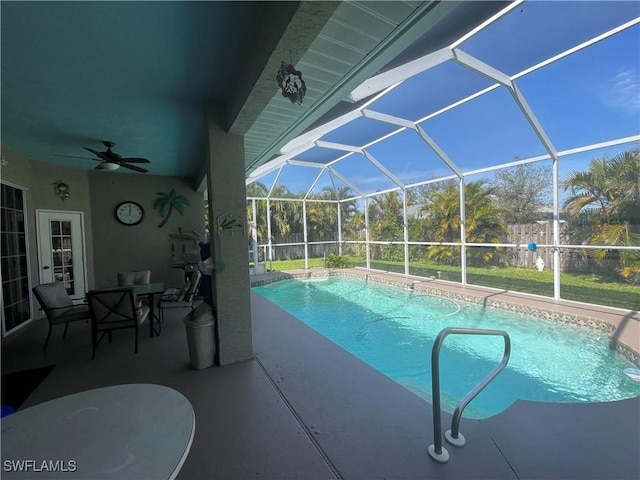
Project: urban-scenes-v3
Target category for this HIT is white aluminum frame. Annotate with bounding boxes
[245,3,640,307]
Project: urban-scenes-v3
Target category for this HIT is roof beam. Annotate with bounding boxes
[452,49,512,87]
[361,151,405,190]
[315,140,362,153]
[327,166,365,197]
[415,125,463,178]
[361,109,416,130]
[349,47,454,102]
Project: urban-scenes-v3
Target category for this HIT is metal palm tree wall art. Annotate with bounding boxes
[154,189,189,228]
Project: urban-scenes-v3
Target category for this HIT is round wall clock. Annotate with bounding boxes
[115,201,145,226]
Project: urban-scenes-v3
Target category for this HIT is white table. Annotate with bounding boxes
[1,384,195,479]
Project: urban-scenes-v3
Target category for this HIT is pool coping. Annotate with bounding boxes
[251,267,640,367]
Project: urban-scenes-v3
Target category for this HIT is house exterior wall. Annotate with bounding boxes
[88,171,204,289]
[1,144,204,330]
[1,145,96,300]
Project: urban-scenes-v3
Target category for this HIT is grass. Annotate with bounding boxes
[264,256,640,311]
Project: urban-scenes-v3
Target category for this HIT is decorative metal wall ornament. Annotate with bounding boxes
[52,181,70,201]
[276,61,306,105]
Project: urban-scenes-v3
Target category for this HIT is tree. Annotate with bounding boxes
[562,149,639,224]
[420,180,507,266]
[246,182,269,245]
[562,148,640,283]
[490,163,552,224]
[368,191,404,261]
[154,189,190,228]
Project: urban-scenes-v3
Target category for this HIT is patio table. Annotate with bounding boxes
[1,384,194,479]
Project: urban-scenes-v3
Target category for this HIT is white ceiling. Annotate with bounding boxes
[1,1,507,183]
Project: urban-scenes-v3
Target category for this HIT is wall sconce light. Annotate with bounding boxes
[52,181,70,201]
[276,61,306,105]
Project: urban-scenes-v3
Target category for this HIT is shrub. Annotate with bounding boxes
[325,254,353,269]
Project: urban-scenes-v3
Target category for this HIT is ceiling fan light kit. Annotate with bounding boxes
[98,162,120,171]
[56,140,150,173]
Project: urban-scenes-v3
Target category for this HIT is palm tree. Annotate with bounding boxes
[562,148,640,282]
[420,180,507,266]
[368,191,404,261]
[154,189,190,228]
[321,185,358,223]
[246,182,269,245]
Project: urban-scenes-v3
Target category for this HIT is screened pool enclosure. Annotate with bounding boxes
[245,1,640,310]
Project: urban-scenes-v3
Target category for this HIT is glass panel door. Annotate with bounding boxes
[1,183,32,335]
[37,211,86,300]
[50,219,76,295]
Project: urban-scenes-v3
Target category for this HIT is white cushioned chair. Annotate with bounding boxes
[32,282,90,351]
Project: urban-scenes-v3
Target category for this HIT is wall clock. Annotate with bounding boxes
[115,201,145,226]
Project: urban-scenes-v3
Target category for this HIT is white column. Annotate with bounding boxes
[337,201,343,256]
[459,178,467,285]
[403,189,409,276]
[365,198,371,270]
[206,102,253,365]
[553,156,561,300]
[303,200,308,269]
[251,199,259,273]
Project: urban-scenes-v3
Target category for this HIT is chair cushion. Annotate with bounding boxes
[36,282,73,311]
[160,287,186,303]
[50,304,90,324]
[118,270,151,286]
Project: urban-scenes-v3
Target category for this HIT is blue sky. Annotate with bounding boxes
[257,1,640,199]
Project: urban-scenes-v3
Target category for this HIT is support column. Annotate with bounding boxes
[206,101,253,365]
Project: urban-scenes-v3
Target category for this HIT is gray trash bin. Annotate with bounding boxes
[183,304,216,370]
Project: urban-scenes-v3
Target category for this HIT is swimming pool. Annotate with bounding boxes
[254,277,640,418]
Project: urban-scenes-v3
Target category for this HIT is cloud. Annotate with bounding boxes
[602,69,640,116]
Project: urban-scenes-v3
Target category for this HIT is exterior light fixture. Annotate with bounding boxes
[276,62,306,105]
[52,181,70,201]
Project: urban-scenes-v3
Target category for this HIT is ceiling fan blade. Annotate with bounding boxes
[54,154,101,161]
[119,157,150,163]
[94,164,106,170]
[83,147,102,156]
[119,162,148,173]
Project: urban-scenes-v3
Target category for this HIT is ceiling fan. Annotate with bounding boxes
[56,141,150,173]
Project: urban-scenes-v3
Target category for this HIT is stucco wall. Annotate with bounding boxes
[1,145,96,297]
[1,144,205,330]
[88,171,204,289]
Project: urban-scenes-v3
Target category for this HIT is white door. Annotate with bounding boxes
[37,210,87,300]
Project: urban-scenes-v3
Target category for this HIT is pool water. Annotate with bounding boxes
[254,277,640,418]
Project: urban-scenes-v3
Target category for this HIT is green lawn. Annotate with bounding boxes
[265,256,640,311]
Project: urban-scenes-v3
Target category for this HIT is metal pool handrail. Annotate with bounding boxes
[428,327,511,464]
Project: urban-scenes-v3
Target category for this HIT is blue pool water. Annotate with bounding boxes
[254,277,640,418]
